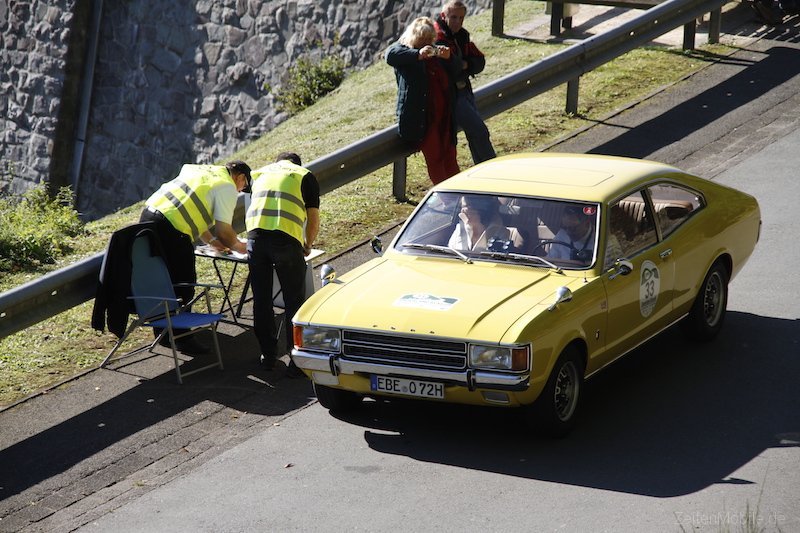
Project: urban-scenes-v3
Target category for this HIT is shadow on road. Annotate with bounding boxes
[335,311,800,497]
[0,325,314,499]
[583,44,800,159]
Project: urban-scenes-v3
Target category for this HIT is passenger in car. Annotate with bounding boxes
[448,195,523,251]
[547,204,596,263]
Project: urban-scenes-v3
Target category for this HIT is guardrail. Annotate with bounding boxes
[0,0,727,341]
[491,0,722,41]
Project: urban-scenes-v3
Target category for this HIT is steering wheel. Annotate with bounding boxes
[532,239,578,257]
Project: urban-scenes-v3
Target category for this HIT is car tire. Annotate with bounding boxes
[682,261,728,342]
[313,383,362,412]
[527,345,584,438]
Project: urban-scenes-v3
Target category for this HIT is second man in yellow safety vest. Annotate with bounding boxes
[141,160,251,352]
[246,152,320,375]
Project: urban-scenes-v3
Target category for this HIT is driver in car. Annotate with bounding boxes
[547,204,596,263]
[448,195,523,251]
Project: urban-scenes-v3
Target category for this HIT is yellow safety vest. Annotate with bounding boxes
[147,164,233,240]
[246,161,308,245]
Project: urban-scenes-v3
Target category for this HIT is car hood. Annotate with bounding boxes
[305,256,577,342]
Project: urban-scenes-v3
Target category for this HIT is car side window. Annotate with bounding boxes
[606,191,658,267]
[647,183,704,238]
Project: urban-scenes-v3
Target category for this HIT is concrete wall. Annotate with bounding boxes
[1,0,491,218]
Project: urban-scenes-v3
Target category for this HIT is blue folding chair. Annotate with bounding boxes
[101,229,225,384]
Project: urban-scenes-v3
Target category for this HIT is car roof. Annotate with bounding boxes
[435,153,685,202]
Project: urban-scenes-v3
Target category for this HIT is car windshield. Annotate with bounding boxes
[394,191,600,269]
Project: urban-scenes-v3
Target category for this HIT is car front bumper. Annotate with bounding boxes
[291,349,530,392]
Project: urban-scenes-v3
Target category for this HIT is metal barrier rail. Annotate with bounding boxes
[0,0,726,340]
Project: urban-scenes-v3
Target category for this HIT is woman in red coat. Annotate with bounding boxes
[386,17,460,185]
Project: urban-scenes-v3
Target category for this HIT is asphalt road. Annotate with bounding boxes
[1,10,799,533]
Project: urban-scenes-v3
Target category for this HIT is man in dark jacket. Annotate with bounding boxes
[435,1,496,164]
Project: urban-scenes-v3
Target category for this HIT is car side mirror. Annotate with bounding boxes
[547,286,573,311]
[370,236,383,255]
[320,264,337,286]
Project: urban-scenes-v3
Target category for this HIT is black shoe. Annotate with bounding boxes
[260,354,276,370]
[285,361,307,379]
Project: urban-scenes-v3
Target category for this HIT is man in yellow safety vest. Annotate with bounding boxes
[246,152,320,376]
[141,160,251,352]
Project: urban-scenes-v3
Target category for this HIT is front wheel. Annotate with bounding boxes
[682,261,728,342]
[526,346,585,438]
[313,383,363,412]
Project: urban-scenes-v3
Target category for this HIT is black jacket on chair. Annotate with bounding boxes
[91,222,161,338]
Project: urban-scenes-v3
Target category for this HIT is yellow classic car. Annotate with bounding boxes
[291,153,761,436]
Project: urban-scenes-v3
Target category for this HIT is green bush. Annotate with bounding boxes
[274,56,346,115]
[0,185,84,272]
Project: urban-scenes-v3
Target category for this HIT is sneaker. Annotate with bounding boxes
[260,354,276,370]
[285,360,307,379]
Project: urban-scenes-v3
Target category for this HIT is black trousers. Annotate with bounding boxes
[139,208,196,307]
[247,230,306,357]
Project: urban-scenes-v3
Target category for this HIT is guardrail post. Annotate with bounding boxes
[392,158,408,202]
[566,77,580,115]
[708,8,721,43]
[682,20,696,50]
[492,0,505,36]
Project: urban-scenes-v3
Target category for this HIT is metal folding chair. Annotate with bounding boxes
[101,228,225,384]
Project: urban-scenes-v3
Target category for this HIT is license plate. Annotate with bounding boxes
[370,375,444,399]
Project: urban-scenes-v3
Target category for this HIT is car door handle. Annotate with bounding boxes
[659,248,673,259]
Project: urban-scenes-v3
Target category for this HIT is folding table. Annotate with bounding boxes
[194,245,323,326]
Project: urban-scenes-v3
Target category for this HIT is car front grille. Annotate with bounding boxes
[341,330,467,370]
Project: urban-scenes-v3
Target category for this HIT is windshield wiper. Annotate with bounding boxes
[478,251,562,272]
[401,242,472,263]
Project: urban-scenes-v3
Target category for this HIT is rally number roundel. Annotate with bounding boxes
[639,260,660,317]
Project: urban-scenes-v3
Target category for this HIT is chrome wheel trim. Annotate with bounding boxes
[554,360,579,422]
[702,271,725,327]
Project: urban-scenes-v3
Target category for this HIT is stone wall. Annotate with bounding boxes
[1,0,81,196]
[1,0,491,218]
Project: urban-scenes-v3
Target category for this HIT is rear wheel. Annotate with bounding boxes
[682,261,728,342]
[527,346,584,438]
[313,383,363,412]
